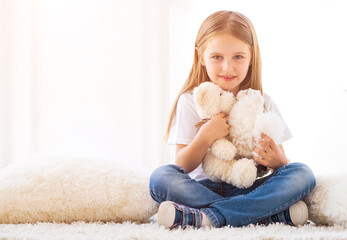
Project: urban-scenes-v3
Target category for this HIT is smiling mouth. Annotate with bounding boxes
[219,75,236,81]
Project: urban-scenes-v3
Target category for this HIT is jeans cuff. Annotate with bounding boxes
[201,208,222,228]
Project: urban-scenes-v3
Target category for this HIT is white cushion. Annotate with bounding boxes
[0,156,158,224]
[304,174,347,227]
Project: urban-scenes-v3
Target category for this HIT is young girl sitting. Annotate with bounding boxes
[149,10,316,229]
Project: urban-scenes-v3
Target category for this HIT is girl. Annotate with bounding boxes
[149,10,316,229]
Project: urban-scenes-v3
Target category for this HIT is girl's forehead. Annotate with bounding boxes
[204,34,250,54]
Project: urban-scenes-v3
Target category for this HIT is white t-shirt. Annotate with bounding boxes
[167,90,292,181]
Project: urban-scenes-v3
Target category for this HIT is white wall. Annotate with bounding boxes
[1,0,346,176]
[169,0,347,175]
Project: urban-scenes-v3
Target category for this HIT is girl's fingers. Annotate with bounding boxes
[253,146,267,159]
[258,139,271,153]
[261,133,277,150]
[253,154,266,165]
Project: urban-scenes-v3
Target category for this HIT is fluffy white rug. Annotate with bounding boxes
[304,174,347,227]
[0,220,346,240]
[0,156,158,224]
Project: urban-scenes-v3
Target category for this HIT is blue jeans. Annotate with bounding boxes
[149,162,316,227]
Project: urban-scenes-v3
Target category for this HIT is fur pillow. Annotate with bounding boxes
[0,156,158,224]
[304,174,347,227]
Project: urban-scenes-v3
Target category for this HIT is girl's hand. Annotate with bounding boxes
[253,133,289,170]
[197,113,230,145]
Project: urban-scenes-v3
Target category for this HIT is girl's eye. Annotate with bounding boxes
[234,55,243,60]
[212,56,222,60]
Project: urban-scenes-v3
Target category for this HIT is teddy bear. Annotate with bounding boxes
[193,82,286,188]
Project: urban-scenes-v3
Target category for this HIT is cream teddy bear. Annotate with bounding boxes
[193,82,286,188]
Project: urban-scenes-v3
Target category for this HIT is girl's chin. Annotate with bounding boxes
[211,80,239,93]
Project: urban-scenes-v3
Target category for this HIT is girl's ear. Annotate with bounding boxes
[196,47,205,66]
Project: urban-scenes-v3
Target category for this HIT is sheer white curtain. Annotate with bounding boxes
[169,0,347,175]
[0,0,170,169]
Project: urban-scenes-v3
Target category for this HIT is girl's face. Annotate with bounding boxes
[200,34,252,95]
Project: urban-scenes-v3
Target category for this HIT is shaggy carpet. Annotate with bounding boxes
[0,157,346,239]
[0,220,346,240]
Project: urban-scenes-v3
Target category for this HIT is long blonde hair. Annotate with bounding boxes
[164,10,263,142]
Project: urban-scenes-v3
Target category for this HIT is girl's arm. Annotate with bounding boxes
[175,113,229,173]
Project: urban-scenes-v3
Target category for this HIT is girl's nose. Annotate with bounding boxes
[222,59,234,72]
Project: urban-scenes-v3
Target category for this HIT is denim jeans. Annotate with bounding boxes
[149,162,316,228]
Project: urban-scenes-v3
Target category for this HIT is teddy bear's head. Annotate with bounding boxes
[193,82,235,119]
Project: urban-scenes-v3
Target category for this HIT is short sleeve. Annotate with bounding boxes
[167,92,201,145]
[263,93,293,143]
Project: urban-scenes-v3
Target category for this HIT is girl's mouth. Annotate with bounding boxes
[219,75,236,81]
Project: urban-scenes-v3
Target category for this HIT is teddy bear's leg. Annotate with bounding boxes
[228,158,258,189]
[210,138,237,160]
[202,151,238,183]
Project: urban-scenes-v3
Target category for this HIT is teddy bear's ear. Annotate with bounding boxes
[193,82,223,118]
[236,88,261,100]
